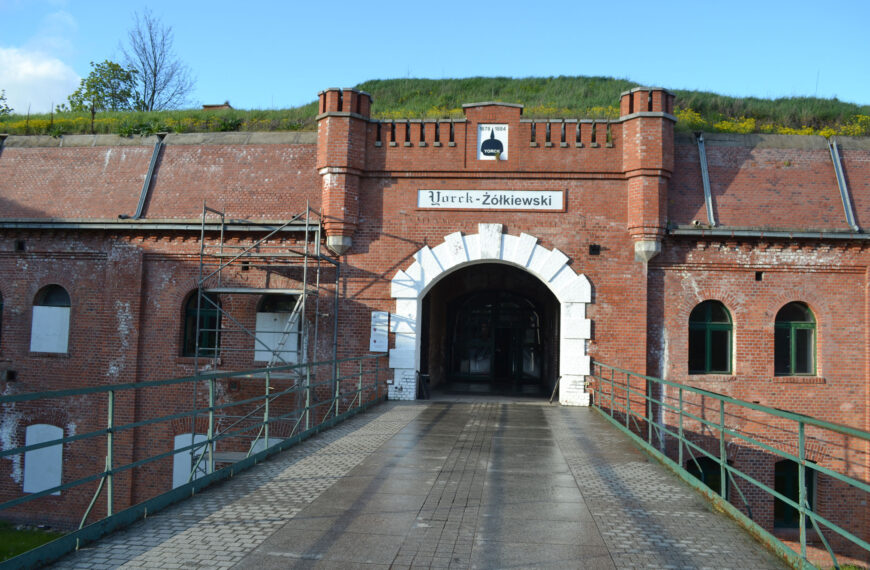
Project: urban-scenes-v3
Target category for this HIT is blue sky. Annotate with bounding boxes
[2,0,869,113]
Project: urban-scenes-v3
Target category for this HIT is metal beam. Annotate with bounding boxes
[828,137,860,232]
[696,133,716,226]
[133,133,165,219]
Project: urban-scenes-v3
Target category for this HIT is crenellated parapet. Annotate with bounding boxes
[618,87,676,261]
[316,88,372,254]
[316,86,675,260]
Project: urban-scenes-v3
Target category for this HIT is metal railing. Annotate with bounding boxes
[589,360,870,569]
[0,354,387,568]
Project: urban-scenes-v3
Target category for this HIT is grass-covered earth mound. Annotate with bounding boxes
[2,76,868,137]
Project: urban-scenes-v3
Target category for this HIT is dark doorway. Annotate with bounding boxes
[421,264,559,397]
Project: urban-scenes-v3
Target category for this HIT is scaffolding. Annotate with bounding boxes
[190,202,340,463]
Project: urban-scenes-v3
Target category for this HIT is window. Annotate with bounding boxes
[182,292,221,357]
[775,302,815,375]
[30,285,71,353]
[0,290,4,348]
[172,433,211,488]
[686,456,730,499]
[774,459,816,528]
[688,300,732,374]
[254,295,301,363]
[23,424,63,494]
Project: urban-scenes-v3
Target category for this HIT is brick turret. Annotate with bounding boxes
[316,87,372,255]
[619,87,675,261]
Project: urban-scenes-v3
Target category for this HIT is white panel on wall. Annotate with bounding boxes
[254,312,299,363]
[370,311,389,352]
[23,424,63,494]
[172,434,210,489]
[30,306,70,353]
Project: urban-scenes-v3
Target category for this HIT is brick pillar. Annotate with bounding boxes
[316,88,372,255]
[620,87,675,262]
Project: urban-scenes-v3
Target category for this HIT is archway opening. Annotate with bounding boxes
[421,263,559,396]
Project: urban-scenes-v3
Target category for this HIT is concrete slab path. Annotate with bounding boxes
[53,401,785,569]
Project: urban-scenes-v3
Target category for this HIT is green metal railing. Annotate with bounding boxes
[589,360,870,569]
[0,354,387,568]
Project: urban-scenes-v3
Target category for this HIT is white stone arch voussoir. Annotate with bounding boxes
[388,223,592,406]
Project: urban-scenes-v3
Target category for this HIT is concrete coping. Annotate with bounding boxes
[675,132,870,150]
[619,86,674,97]
[1,131,318,148]
[461,101,525,109]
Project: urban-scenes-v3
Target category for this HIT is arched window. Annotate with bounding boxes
[775,302,815,375]
[30,285,71,353]
[774,459,816,528]
[182,292,221,357]
[686,456,731,499]
[688,300,732,374]
[254,294,301,363]
[24,424,63,494]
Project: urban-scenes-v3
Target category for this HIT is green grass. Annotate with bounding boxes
[0,521,65,562]
[1,76,869,137]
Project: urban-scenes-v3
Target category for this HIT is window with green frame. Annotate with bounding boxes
[688,300,732,374]
[182,292,221,357]
[774,302,815,375]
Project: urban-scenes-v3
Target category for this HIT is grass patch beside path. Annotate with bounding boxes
[0,521,65,562]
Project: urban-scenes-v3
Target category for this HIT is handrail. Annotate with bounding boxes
[0,353,387,568]
[588,360,870,569]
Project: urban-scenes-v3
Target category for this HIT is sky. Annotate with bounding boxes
[1,0,869,114]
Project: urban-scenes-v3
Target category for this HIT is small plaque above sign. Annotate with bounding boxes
[417,189,564,211]
[478,124,508,160]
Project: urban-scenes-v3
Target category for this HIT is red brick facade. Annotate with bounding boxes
[0,87,868,549]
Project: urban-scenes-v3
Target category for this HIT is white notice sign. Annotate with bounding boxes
[370,311,389,352]
[417,189,564,211]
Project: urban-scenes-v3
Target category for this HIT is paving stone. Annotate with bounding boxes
[50,401,786,569]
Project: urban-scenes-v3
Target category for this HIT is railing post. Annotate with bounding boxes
[333,361,340,417]
[305,362,312,431]
[106,390,114,517]
[678,388,684,468]
[609,368,615,418]
[207,376,215,475]
[625,373,631,429]
[719,400,727,499]
[358,359,364,408]
[375,356,380,400]
[264,371,271,449]
[798,421,807,561]
[647,378,653,444]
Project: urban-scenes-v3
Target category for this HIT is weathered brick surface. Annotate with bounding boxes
[0,87,868,552]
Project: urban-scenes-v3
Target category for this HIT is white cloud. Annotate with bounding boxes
[0,47,80,113]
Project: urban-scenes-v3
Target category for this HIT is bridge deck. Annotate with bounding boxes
[54,401,784,569]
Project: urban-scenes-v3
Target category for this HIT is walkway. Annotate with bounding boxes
[53,401,784,569]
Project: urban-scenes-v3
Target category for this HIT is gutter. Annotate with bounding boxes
[670,227,867,240]
[0,219,316,233]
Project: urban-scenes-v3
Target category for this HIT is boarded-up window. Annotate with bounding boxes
[24,424,63,494]
[172,433,211,489]
[30,285,71,353]
[254,295,300,363]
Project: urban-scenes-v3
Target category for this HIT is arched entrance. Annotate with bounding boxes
[422,264,558,396]
[389,224,592,405]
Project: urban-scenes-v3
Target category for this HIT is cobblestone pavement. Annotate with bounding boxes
[53,401,785,569]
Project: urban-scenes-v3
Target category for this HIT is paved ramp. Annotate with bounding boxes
[54,402,784,569]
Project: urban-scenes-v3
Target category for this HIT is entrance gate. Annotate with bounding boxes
[448,291,544,395]
[389,223,592,405]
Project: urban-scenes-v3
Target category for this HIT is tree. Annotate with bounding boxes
[0,90,12,116]
[122,10,194,111]
[65,60,137,112]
